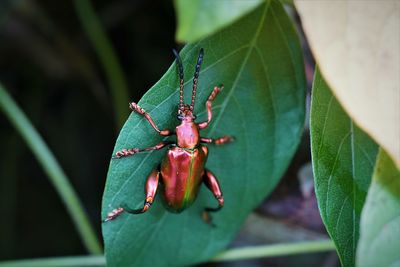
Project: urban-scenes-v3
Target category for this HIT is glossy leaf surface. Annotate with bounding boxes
[357,149,400,267]
[310,69,378,267]
[175,0,263,43]
[102,1,306,266]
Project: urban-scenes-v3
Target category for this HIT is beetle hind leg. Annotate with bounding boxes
[103,169,160,222]
[202,169,224,225]
[123,196,154,214]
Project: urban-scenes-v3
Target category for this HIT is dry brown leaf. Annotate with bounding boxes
[295,1,400,167]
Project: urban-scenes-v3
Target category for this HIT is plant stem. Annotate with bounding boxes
[73,0,130,129]
[0,256,105,267]
[0,240,336,266]
[0,84,102,255]
[212,239,336,262]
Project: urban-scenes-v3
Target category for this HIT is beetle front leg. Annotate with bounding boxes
[113,141,172,159]
[103,169,160,222]
[129,102,174,136]
[198,85,223,129]
[200,136,234,145]
[202,169,224,224]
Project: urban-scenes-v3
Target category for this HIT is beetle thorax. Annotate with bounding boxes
[176,120,200,149]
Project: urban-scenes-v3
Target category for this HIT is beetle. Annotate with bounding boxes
[104,48,233,223]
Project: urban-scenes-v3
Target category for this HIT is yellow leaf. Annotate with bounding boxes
[295,1,400,167]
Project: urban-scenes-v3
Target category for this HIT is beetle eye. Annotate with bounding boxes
[193,115,197,120]
[177,114,183,121]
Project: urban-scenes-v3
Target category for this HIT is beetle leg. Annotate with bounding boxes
[198,85,223,129]
[112,141,172,159]
[129,102,174,136]
[203,169,224,211]
[125,169,160,214]
[103,169,160,222]
[200,136,234,145]
[202,169,224,224]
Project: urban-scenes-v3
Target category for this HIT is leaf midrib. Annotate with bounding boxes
[350,119,356,263]
[200,0,270,258]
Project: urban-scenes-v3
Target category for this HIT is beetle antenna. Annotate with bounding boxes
[191,48,204,111]
[173,49,185,112]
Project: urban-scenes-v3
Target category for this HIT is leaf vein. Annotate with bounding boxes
[325,131,351,219]
[350,119,356,263]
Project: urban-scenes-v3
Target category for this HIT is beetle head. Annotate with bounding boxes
[177,104,196,122]
[173,48,204,120]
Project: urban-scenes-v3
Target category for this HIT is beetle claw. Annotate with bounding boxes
[103,207,125,222]
[129,102,145,115]
[112,148,140,159]
[202,211,216,227]
[202,211,211,224]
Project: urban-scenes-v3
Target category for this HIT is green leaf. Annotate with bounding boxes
[175,0,263,43]
[310,69,378,267]
[102,1,306,266]
[356,149,400,267]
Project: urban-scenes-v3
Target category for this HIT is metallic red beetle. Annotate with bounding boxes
[104,48,233,223]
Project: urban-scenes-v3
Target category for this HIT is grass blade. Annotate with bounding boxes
[0,256,105,267]
[0,240,335,266]
[212,240,335,262]
[73,0,130,129]
[0,83,102,254]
